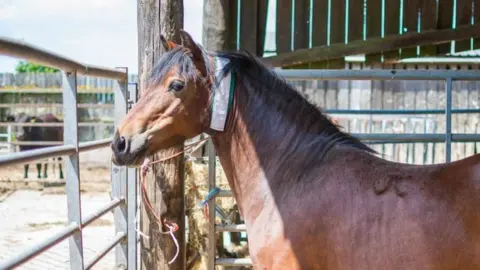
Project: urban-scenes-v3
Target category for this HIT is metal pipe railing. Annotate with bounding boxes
[79,138,113,152]
[82,198,125,227]
[326,108,480,115]
[275,69,480,81]
[215,258,253,266]
[353,133,480,142]
[0,145,76,167]
[216,224,246,232]
[84,232,127,270]
[0,138,113,167]
[0,37,136,270]
[0,223,80,269]
[0,37,126,80]
[0,123,113,127]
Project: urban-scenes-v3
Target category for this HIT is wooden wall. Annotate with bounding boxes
[230,0,480,67]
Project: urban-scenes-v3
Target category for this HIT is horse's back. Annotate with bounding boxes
[269,152,480,269]
[345,152,480,270]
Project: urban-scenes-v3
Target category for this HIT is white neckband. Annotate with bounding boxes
[210,56,234,132]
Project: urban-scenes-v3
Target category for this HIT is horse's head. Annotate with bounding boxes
[111,30,214,167]
[6,112,36,141]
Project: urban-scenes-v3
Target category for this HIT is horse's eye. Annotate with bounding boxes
[169,80,185,92]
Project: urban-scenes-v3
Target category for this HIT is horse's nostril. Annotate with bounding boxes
[117,136,127,153]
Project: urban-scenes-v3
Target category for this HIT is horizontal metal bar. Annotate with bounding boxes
[353,133,480,142]
[326,109,480,115]
[0,122,113,127]
[0,223,80,269]
[0,103,114,109]
[78,138,112,152]
[82,198,125,227]
[215,258,252,266]
[275,69,480,81]
[84,232,126,270]
[217,190,233,197]
[0,37,126,80]
[0,145,76,167]
[8,141,62,146]
[216,224,246,232]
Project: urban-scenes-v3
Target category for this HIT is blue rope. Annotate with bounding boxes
[200,187,220,207]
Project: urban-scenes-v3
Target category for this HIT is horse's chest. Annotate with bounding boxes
[246,210,302,269]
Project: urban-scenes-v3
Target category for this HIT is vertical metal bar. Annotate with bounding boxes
[112,72,128,269]
[207,139,216,270]
[127,82,138,270]
[62,71,84,270]
[7,124,12,153]
[445,78,453,162]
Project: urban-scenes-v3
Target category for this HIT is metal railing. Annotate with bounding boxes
[206,68,480,268]
[0,37,138,269]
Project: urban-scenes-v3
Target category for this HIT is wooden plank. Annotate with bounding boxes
[330,0,346,45]
[138,0,186,269]
[276,0,293,53]
[419,0,437,56]
[380,0,401,61]
[475,0,480,48]
[310,0,330,67]
[256,0,269,56]
[240,0,258,53]
[311,0,329,47]
[455,0,473,52]
[328,0,346,67]
[203,0,235,51]
[348,0,364,42]
[366,0,383,63]
[293,0,310,50]
[437,0,454,54]
[402,0,420,58]
[228,0,239,50]
[263,23,480,67]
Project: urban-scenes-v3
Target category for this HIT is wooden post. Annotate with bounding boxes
[137,0,185,269]
[203,0,234,51]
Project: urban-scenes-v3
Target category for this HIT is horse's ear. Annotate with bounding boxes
[179,30,207,75]
[160,35,177,52]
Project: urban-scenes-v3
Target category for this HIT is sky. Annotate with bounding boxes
[0,0,205,74]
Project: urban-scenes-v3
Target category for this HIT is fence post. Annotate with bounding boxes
[111,70,129,269]
[445,78,453,162]
[207,140,217,270]
[127,82,138,270]
[7,124,12,153]
[62,70,84,270]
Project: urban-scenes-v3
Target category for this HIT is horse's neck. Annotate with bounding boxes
[212,120,274,223]
[210,86,312,223]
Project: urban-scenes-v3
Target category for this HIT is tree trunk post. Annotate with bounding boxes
[137,0,185,269]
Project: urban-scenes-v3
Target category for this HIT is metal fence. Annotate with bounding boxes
[206,68,480,268]
[0,37,138,269]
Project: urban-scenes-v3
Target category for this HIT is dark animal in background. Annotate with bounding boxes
[6,112,64,179]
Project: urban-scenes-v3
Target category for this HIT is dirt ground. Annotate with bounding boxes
[0,163,111,194]
[0,189,116,270]
[0,158,249,269]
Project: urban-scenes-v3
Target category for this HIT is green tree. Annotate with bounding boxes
[15,61,60,73]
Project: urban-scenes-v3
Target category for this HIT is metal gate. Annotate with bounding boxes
[207,68,480,268]
[0,37,138,270]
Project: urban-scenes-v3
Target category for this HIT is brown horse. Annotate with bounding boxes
[111,30,480,269]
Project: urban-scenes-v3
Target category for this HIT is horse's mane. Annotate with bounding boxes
[213,50,376,158]
[146,45,375,168]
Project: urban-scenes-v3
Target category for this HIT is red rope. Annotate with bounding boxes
[139,136,211,264]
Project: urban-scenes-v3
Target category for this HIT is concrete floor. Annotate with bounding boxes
[0,190,116,270]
